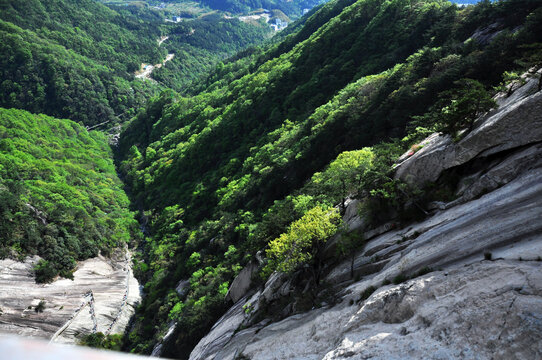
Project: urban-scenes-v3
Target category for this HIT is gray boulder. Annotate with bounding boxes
[225,261,259,303]
[395,76,542,186]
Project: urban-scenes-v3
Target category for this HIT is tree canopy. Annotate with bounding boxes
[265,205,340,274]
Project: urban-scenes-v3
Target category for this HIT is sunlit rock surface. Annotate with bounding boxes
[190,166,542,360]
[200,260,542,360]
[0,250,141,344]
[394,71,542,186]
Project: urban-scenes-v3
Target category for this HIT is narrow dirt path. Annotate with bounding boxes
[135,36,175,81]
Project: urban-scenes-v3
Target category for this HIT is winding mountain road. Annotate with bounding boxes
[135,36,175,81]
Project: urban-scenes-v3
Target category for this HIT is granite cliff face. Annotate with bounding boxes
[0,249,141,344]
[188,72,542,359]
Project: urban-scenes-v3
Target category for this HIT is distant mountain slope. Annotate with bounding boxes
[0,0,272,125]
[0,0,165,126]
[198,0,326,16]
[151,13,272,92]
[0,0,164,69]
[450,0,482,3]
[0,107,140,282]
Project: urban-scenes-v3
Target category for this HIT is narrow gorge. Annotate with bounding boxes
[1,0,541,358]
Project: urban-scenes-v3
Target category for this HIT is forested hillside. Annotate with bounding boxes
[200,0,324,16]
[154,0,325,17]
[152,13,271,91]
[1,0,541,357]
[0,0,273,125]
[0,0,165,126]
[117,0,542,358]
[0,108,140,282]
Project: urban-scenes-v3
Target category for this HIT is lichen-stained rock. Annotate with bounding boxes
[0,250,141,344]
[395,75,542,186]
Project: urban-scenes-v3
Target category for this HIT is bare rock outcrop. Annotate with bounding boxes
[189,163,542,360]
[394,73,542,186]
[0,250,141,344]
[188,69,542,360]
[203,260,542,360]
[225,261,259,303]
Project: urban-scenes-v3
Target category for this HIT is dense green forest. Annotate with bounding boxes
[152,14,272,91]
[0,0,273,125]
[0,0,165,126]
[1,0,541,358]
[0,107,140,282]
[153,0,325,17]
[198,0,325,16]
[116,0,542,357]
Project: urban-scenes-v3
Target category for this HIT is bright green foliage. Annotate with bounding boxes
[33,260,59,283]
[336,230,365,279]
[0,108,140,282]
[119,0,461,221]
[0,0,271,125]
[265,206,340,274]
[0,0,165,126]
[312,149,374,209]
[439,79,497,136]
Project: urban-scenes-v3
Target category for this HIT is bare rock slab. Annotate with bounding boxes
[0,250,141,344]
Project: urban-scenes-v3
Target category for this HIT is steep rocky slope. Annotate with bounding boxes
[0,249,141,344]
[188,71,542,360]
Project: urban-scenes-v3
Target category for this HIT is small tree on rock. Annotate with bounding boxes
[264,206,341,285]
[413,79,496,139]
[312,149,374,211]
